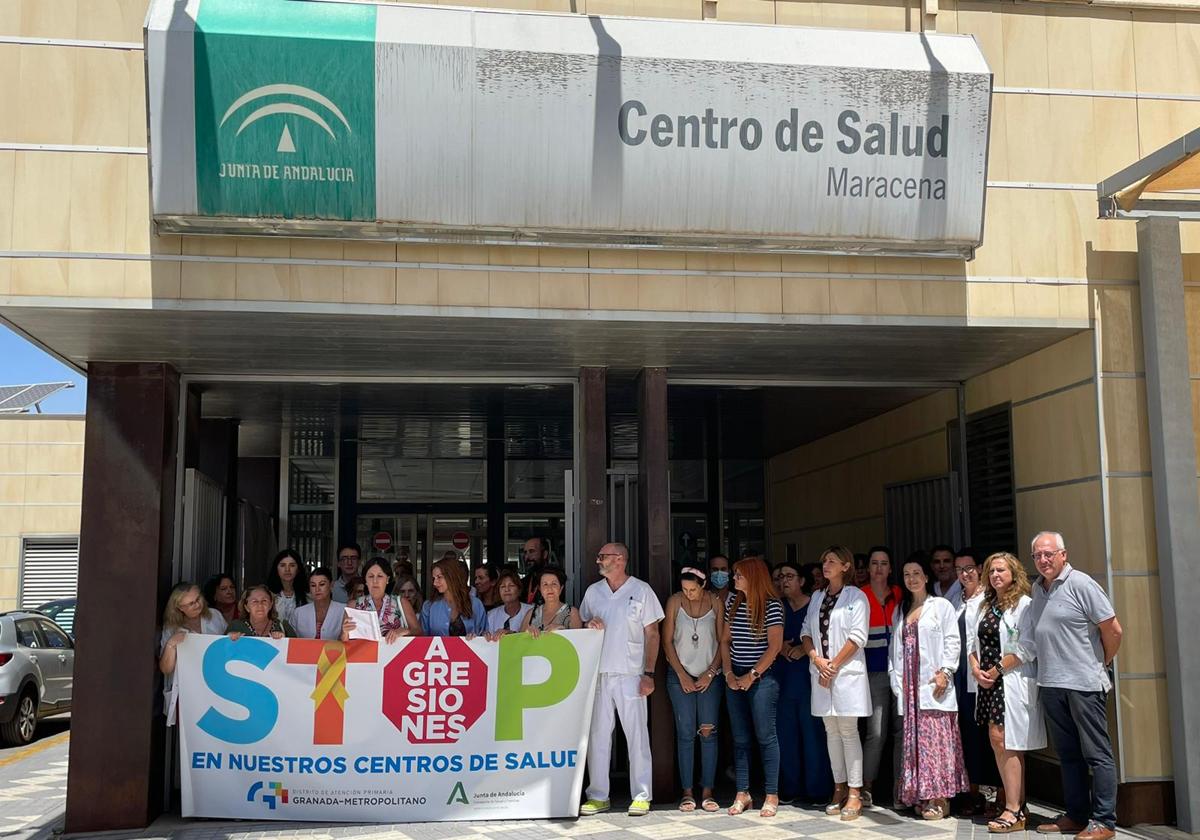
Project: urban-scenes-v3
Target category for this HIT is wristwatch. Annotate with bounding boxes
[750,668,761,680]
[995,662,1006,678]
[643,670,655,678]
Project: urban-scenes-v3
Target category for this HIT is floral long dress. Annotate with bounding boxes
[897,620,970,805]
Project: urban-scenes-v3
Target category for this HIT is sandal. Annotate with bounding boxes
[760,798,779,818]
[728,794,753,816]
[841,792,863,821]
[679,796,696,812]
[988,809,1027,833]
[701,797,720,812]
[922,799,948,821]
[825,784,848,816]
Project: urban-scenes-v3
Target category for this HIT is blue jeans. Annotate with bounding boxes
[666,670,723,792]
[777,687,833,802]
[726,665,781,795]
[1041,687,1117,829]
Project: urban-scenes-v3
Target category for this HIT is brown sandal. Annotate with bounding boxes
[841,792,863,821]
[989,809,1027,833]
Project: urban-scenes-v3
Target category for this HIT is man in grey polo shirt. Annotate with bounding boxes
[1025,531,1123,840]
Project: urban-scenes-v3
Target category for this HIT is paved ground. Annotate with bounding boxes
[0,726,1189,840]
[0,715,70,840]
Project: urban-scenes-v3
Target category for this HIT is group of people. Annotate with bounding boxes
[156,531,1122,840]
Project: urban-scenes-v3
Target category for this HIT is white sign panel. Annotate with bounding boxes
[147,0,993,257]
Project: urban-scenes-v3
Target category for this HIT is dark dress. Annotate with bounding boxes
[975,608,1005,726]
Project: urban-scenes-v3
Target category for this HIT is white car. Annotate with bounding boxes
[0,611,74,746]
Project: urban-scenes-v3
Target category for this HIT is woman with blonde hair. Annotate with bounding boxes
[966,552,1044,833]
[721,556,784,817]
[157,582,227,723]
[228,584,295,639]
[800,546,872,821]
[421,556,487,636]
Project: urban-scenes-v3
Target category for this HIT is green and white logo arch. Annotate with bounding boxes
[193,0,376,221]
[220,83,354,155]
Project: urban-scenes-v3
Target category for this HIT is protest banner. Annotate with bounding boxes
[176,630,602,821]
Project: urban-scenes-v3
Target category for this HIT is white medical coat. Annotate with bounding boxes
[887,596,960,716]
[965,594,1047,751]
[801,585,872,718]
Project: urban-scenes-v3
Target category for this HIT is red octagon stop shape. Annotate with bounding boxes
[383,636,488,744]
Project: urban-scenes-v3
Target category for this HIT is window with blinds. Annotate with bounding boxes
[19,538,80,609]
[950,405,1017,558]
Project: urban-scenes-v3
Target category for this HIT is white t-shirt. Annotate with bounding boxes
[580,576,665,675]
[486,603,533,634]
[935,578,962,604]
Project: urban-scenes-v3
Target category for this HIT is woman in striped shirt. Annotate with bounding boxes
[720,556,784,818]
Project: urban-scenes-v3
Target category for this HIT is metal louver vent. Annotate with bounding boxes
[20,538,79,608]
[965,406,1017,557]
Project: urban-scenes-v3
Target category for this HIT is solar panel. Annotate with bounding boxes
[0,382,76,413]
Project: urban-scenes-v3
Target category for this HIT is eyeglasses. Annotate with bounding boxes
[596,552,622,559]
[955,566,979,576]
[180,598,202,609]
[1031,549,1064,561]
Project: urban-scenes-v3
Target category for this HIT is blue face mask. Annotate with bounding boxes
[710,570,730,589]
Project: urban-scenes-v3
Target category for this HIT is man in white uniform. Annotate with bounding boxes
[579,542,664,817]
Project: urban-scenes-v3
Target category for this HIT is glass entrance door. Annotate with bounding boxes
[355,514,422,579]
[427,515,487,571]
[355,514,487,593]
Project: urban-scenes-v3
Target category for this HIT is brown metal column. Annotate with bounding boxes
[65,362,181,832]
[637,367,674,798]
[579,367,608,589]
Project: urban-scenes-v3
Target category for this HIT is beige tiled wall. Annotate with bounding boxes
[4,0,1200,322]
[768,389,957,561]
[0,416,84,611]
[768,329,1174,776]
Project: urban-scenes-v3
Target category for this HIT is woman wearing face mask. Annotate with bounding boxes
[776,562,833,807]
[800,546,872,821]
[889,552,968,820]
[708,555,731,602]
[520,565,581,635]
[663,567,725,813]
[421,556,487,637]
[342,558,421,644]
[266,549,308,629]
[202,574,239,626]
[486,569,532,637]
[966,553,1043,834]
[293,567,347,640]
[228,585,295,639]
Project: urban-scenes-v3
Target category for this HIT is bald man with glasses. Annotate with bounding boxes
[1025,531,1123,840]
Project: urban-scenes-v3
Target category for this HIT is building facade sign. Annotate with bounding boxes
[147,0,993,257]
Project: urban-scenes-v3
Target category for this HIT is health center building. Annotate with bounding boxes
[1,0,1199,832]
